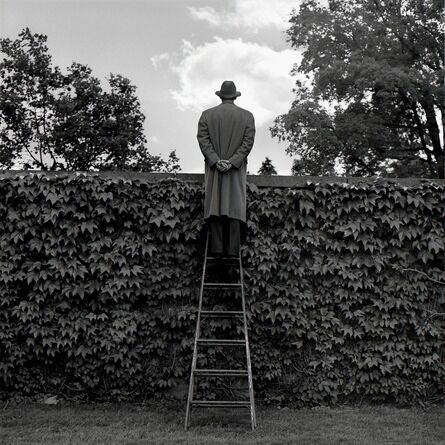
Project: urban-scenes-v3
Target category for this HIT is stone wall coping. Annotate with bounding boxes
[1,170,443,187]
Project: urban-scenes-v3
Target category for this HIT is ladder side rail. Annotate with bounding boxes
[184,229,210,430]
[239,252,257,431]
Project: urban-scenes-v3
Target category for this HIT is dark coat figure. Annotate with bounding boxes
[197,80,255,256]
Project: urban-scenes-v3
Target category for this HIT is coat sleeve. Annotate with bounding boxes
[228,113,255,169]
[197,112,220,168]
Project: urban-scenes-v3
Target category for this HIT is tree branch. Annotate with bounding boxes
[400,267,445,286]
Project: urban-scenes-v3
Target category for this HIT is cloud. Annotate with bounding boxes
[188,0,301,33]
[188,6,222,27]
[169,37,304,127]
[150,52,170,69]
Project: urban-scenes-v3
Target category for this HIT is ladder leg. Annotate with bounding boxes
[184,228,210,431]
[239,249,257,431]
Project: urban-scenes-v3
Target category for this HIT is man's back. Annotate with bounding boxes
[199,101,255,169]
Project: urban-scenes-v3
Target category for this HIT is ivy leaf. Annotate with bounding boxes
[151,216,163,227]
[428,238,444,254]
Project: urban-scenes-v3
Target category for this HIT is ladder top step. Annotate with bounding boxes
[197,338,245,346]
[194,368,248,376]
[200,310,244,317]
[203,282,242,288]
[191,400,251,408]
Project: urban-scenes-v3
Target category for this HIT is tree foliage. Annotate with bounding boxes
[258,156,277,175]
[271,0,444,178]
[0,28,179,172]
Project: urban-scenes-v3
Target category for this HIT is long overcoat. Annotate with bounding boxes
[197,100,255,224]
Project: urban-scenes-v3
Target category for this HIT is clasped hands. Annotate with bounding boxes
[216,159,233,173]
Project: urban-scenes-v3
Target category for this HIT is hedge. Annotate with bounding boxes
[0,172,444,406]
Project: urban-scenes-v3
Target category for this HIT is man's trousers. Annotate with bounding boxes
[207,215,241,257]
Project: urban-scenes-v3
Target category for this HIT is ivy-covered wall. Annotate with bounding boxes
[0,172,444,406]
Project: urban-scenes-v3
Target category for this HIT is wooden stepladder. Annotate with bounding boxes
[184,229,257,431]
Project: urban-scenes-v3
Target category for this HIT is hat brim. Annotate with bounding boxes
[215,91,241,98]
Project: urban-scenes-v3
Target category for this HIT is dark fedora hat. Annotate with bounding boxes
[215,80,241,99]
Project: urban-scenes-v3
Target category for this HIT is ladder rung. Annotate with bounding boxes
[194,369,248,377]
[197,339,245,346]
[200,310,244,317]
[206,256,239,261]
[203,282,242,288]
[191,400,251,408]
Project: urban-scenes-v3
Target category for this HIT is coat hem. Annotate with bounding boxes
[204,214,246,224]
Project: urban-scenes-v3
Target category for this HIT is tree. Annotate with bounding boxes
[291,157,336,176]
[52,63,148,171]
[258,156,277,175]
[271,0,444,178]
[131,148,181,173]
[0,28,180,172]
[0,28,63,169]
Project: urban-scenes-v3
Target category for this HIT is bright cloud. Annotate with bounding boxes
[168,37,304,127]
[188,0,302,33]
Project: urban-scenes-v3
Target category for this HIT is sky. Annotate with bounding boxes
[0,0,318,174]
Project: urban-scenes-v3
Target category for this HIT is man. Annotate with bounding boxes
[197,80,255,257]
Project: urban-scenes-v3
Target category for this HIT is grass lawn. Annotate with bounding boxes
[1,400,444,445]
